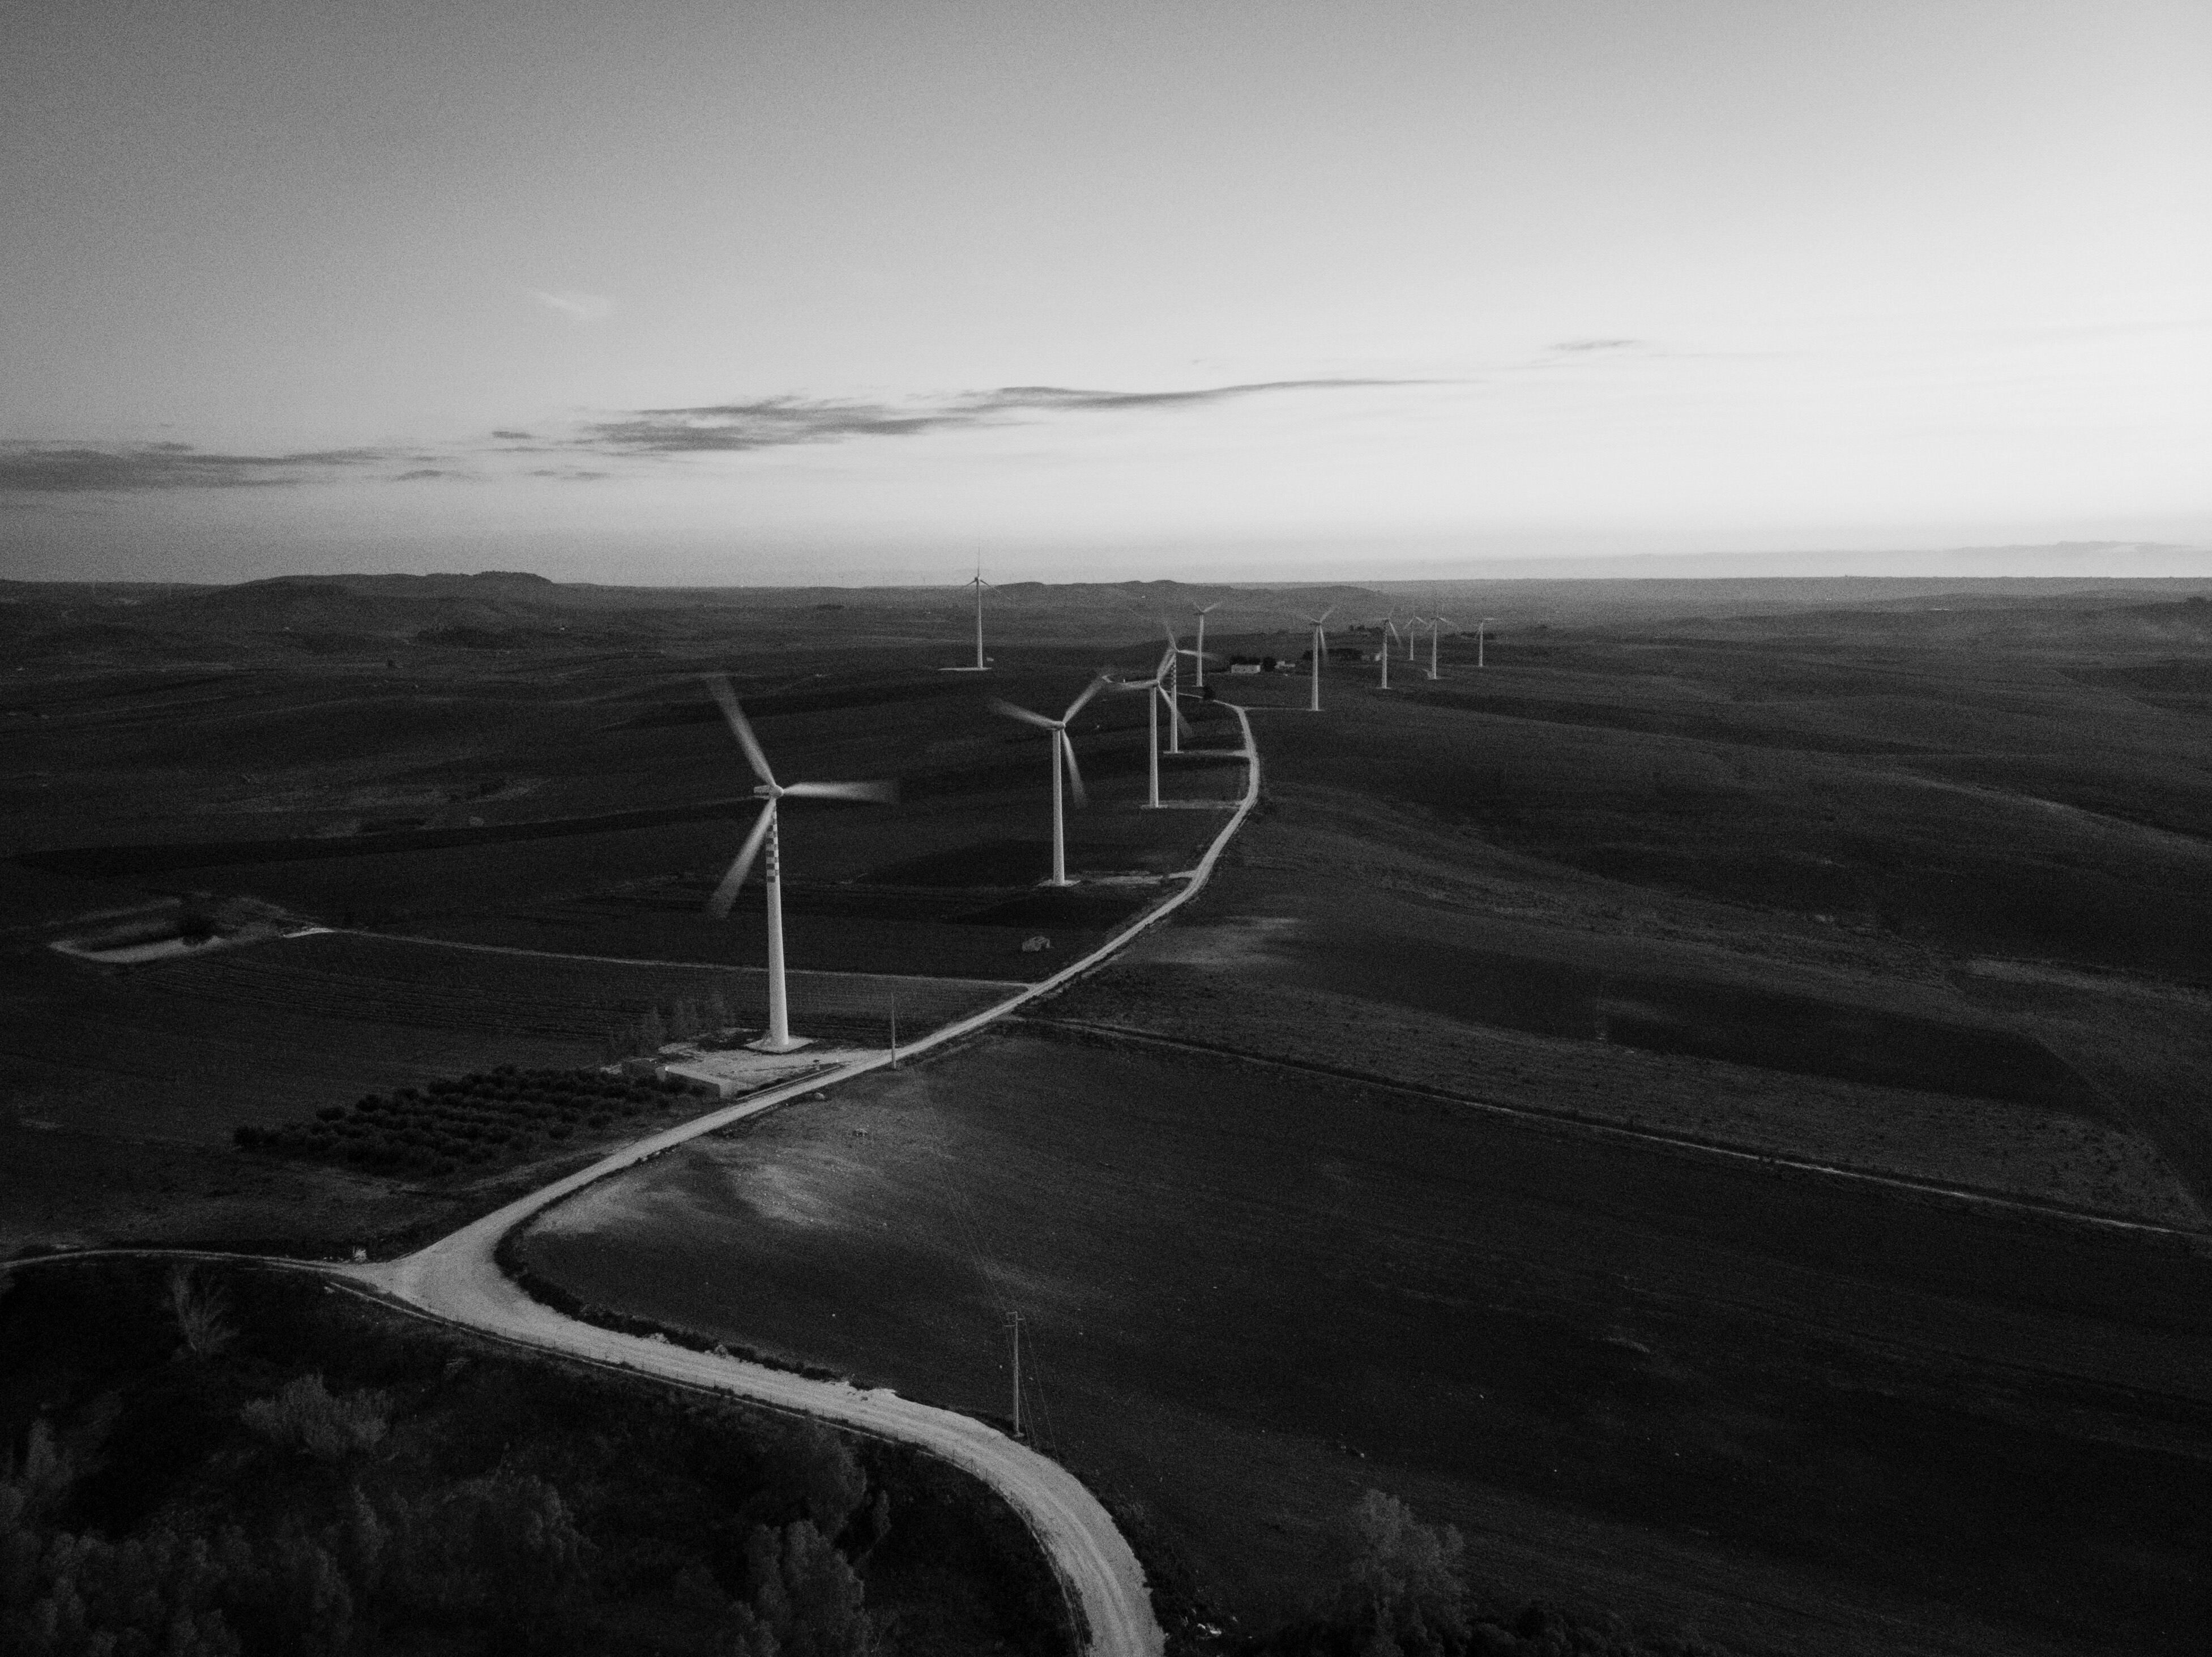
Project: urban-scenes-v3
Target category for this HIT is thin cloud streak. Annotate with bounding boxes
[582,378,1430,455]
[0,443,393,493]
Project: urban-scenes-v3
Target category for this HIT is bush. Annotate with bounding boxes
[168,1265,237,1359]
[240,1374,389,1460]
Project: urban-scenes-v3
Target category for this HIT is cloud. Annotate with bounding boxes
[0,443,391,493]
[581,378,1424,455]
[1549,339,1645,354]
[529,289,615,323]
[393,467,466,481]
[528,467,611,481]
[491,429,535,440]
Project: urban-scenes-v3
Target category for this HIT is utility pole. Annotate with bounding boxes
[1008,1310,1023,1438]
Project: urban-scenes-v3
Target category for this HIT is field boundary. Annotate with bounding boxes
[1030,1015,2211,1244]
[317,929,1026,990]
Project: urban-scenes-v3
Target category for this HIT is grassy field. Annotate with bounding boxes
[0,623,1238,1255]
[8,575,2211,1650]
[509,584,2212,1656]
[514,1031,2212,1657]
[0,928,1018,1254]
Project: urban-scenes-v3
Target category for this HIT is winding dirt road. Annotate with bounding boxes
[333,707,1261,1657]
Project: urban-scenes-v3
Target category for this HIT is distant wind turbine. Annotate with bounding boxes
[1376,617,1401,689]
[1405,615,1425,663]
[942,563,994,672]
[703,677,897,1052]
[1426,615,1455,680]
[989,677,1109,886]
[1475,616,1496,669]
[1189,601,1222,690]
[1108,643,1193,808]
[1301,608,1335,711]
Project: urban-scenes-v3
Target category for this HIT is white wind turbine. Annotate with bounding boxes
[1301,608,1335,711]
[1189,601,1222,690]
[1404,614,1426,663]
[1160,622,1217,753]
[1475,616,1496,668]
[703,677,898,1052]
[1425,614,1455,680]
[1375,617,1402,689]
[1108,643,1193,808]
[942,563,994,672]
[989,676,1109,886]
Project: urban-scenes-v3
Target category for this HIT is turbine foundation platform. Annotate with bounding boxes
[746,1034,815,1054]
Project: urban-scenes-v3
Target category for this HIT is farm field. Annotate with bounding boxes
[507,582,2212,1655]
[1,595,1247,1255]
[515,1031,2212,1657]
[7,572,2212,1651]
[0,925,1019,1253]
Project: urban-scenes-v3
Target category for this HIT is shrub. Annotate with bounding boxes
[241,1374,389,1460]
[1327,1490,1468,1652]
[168,1265,237,1359]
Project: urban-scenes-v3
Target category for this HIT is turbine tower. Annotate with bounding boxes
[1109,643,1192,808]
[1475,616,1496,669]
[703,677,897,1052]
[1376,618,1400,689]
[1427,615,1455,680]
[1159,623,1185,754]
[1405,614,1425,663]
[989,677,1108,886]
[1301,608,1335,712]
[1189,601,1222,690]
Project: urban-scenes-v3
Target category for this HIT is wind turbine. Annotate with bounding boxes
[1189,601,1222,690]
[1301,608,1335,711]
[1109,643,1193,808]
[1375,618,1401,689]
[1160,622,1216,753]
[1426,615,1455,680]
[1475,616,1496,668]
[943,563,993,672]
[703,677,897,1052]
[989,677,1109,886]
[1404,614,1425,663]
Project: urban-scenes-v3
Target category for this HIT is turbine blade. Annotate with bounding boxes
[1059,729,1088,808]
[782,779,898,803]
[705,676,776,788]
[1061,674,1109,723]
[988,697,1060,732]
[707,802,777,917]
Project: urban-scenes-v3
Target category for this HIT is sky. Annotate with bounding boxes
[3,0,2207,585]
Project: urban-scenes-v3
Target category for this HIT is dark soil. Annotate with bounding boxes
[516,1032,2212,1657]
